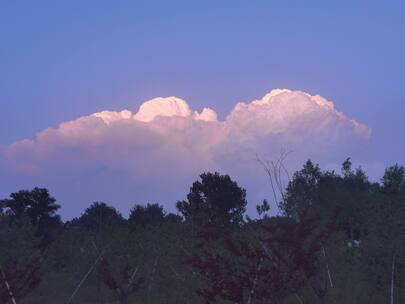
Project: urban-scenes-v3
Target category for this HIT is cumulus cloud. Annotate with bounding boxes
[0,89,371,217]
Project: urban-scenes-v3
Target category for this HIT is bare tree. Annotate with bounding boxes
[256,149,292,207]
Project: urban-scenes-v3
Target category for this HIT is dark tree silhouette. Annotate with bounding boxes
[128,203,165,227]
[190,215,331,303]
[1,188,61,240]
[381,164,405,194]
[2,161,405,303]
[72,202,125,231]
[177,172,247,227]
[0,215,42,303]
[279,160,322,219]
[98,257,145,304]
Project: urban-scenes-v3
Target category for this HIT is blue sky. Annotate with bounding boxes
[1,1,404,144]
[1,1,404,216]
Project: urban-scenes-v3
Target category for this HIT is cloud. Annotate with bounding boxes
[0,89,371,218]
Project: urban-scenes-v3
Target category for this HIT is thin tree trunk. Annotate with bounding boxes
[294,293,304,304]
[67,251,104,304]
[322,246,333,288]
[147,255,159,301]
[126,263,140,293]
[390,253,396,304]
[0,263,17,304]
[247,259,262,304]
[98,209,103,304]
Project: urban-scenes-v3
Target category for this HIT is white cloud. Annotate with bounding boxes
[0,89,371,218]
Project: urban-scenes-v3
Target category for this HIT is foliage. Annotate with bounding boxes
[0,215,42,303]
[176,172,247,227]
[1,161,405,303]
[71,201,125,232]
[0,187,61,241]
[128,203,165,227]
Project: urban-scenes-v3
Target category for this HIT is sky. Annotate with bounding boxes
[1,1,404,218]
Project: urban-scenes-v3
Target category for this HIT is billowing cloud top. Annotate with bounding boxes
[0,89,371,218]
[94,96,219,123]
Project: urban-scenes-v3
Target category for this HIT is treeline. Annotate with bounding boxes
[0,159,405,303]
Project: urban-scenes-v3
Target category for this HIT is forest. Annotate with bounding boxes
[1,158,405,304]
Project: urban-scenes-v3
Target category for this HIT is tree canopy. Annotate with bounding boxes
[1,161,405,304]
[0,187,61,240]
[176,172,247,227]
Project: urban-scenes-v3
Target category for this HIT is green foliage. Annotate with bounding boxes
[0,215,42,302]
[2,163,405,303]
[256,199,270,219]
[176,172,247,227]
[0,187,61,240]
[128,203,165,227]
[279,160,322,219]
[72,201,125,232]
[381,164,405,194]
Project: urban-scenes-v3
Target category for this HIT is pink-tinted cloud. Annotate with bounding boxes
[0,89,371,217]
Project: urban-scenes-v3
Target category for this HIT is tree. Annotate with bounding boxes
[361,164,405,304]
[190,215,330,304]
[381,164,405,195]
[0,215,42,303]
[128,203,165,227]
[256,199,270,220]
[72,202,125,232]
[278,159,377,303]
[96,226,146,304]
[1,188,61,240]
[279,160,322,219]
[176,172,247,227]
[7,160,405,304]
